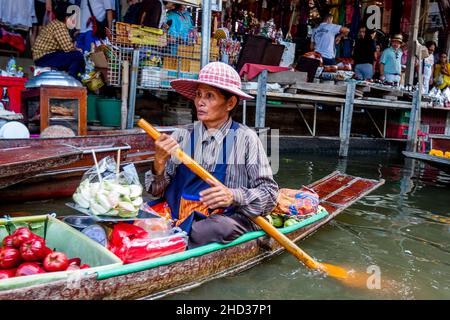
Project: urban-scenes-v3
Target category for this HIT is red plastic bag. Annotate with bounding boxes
[109,223,148,247]
[108,223,188,264]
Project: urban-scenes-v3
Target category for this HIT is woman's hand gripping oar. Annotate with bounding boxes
[138,118,376,289]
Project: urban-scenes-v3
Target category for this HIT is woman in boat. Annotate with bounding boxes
[145,62,279,248]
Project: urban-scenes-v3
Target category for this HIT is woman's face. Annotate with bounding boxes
[428,44,436,55]
[440,53,448,64]
[194,84,235,127]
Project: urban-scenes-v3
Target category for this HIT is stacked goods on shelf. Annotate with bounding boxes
[386,110,409,139]
[421,110,447,135]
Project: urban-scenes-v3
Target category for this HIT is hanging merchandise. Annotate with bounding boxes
[346,0,354,25]
[329,0,340,23]
[0,0,36,29]
[400,0,413,34]
[349,0,361,39]
[0,28,26,53]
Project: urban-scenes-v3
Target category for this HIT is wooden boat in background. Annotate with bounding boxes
[429,134,450,153]
[403,151,450,174]
[402,134,450,174]
[0,128,173,203]
[0,145,83,189]
[0,171,384,300]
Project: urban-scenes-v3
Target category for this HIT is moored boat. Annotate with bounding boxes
[0,171,384,300]
[0,128,173,203]
[0,144,83,189]
[402,151,450,174]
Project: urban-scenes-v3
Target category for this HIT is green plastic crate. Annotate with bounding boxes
[0,215,122,291]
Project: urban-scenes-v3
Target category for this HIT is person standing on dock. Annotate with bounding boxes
[311,14,349,66]
[145,62,279,249]
[379,34,403,85]
[433,51,450,90]
[423,41,436,94]
[353,27,377,80]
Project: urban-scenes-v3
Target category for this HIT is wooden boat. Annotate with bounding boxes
[0,171,384,300]
[0,145,83,189]
[429,134,450,152]
[0,128,173,203]
[403,151,450,174]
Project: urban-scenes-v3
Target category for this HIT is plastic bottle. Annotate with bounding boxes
[1,87,10,110]
[16,67,24,78]
[10,64,17,77]
[6,56,16,75]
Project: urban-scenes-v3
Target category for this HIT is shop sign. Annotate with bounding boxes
[366,5,381,30]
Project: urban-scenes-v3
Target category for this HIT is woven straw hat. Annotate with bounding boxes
[391,34,404,44]
[170,62,253,101]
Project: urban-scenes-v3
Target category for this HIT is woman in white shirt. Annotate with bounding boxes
[423,41,436,94]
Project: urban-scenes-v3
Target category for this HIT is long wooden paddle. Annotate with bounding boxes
[138,119,371,288]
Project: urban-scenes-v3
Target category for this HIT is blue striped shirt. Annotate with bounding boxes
[145,118,279,217]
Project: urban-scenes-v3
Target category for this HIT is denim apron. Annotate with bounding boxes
[164,121,238,232]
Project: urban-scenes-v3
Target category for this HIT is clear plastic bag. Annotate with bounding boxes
[133,218,173,238]
[108,223,188,264]
[72,156,144,218]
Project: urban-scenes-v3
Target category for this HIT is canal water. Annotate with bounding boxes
[1,153,449,300]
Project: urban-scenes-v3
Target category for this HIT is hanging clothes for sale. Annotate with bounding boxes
[382,0,392,33]
[346,0,354,25]
[330,0,340,23]
[0,28,26,52]
[400,0,413,34]
[299,0,308,25]
[349,0,361,39]
[339,0,346,26]
[0,0,36,29]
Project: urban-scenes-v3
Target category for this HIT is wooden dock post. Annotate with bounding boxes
[406,47,424,153]
[406,89,421,152]
[339,82,356,158]
[255,70,268,128]
[127,49,139,129]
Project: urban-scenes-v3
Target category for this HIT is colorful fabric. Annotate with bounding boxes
[32,20,76,61]
[239,63,291,81]
[272,187,319,217]
[0,28,26,52]
[434,63,450,90]
[349,0,361,40]
[166,9,193,41]
[145,117,279,219]
[171,61,254,100]
[161,121,239,232]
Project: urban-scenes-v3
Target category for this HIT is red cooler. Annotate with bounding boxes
[0,76,27,113]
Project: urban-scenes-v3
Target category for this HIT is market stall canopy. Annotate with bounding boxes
[168,0,201,7]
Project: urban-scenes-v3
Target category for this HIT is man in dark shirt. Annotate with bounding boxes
[138,0,171,28]
[353,27,377,80]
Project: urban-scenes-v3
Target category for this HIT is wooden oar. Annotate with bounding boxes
[138,118,371,288]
